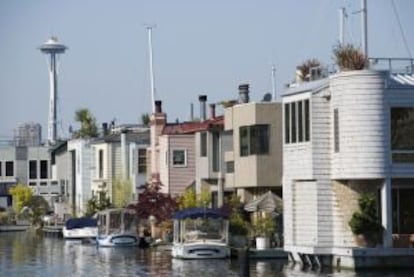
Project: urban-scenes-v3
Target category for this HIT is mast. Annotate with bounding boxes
[361,0,368,57]
[147,26,156,113]
[339,7,346,45]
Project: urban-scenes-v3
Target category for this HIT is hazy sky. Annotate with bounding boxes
[1,0,413,141]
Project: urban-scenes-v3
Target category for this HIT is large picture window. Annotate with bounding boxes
[172,149,187,167]
[239,125,269,156]
[285,99,310,144]
[391,107,414,163]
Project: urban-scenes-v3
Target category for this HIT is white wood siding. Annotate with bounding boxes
[330,71,388,179]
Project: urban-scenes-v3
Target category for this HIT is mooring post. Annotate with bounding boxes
[238,247,250,277]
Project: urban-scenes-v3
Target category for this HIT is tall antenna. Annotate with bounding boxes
[146,25,156,113]
[361,0,368,57]
[271,65,276,101]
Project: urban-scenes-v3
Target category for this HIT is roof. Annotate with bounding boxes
[388,73,414,88]
[173,208,229,220]
[283,78,329,97]
[65,217,97,229]
[91,131,149,144]
[162,116,224,135]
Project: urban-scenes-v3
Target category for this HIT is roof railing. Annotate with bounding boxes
[368,57,414,74]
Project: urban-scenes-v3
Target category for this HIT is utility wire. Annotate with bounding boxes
[391,0,412,58]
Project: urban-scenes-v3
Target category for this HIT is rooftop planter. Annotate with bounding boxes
[333,44,368,71]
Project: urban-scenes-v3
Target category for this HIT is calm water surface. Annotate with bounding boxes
[0,231,412,277]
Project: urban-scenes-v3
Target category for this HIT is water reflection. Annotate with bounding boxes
[1,232,414,276]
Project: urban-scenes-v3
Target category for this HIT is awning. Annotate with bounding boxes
[244,191,283,214]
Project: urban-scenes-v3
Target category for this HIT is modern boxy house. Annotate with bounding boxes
[282,63,414,268]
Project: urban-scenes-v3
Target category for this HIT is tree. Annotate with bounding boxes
[9,184,33,213]
[26,196,51,225]
[141,113,150,126]
[74,108,98,138]
[85,191,112,217]
[178,188,197,209]
[129,182,177,222]
[113,178,133,208]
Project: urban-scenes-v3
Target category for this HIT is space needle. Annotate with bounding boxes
[39,36,67,145]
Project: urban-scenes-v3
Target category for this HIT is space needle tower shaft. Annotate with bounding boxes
[39,37,67,145]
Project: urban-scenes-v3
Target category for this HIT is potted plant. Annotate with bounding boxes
[349,194,383,247]
[253,215,276,250]
[333,43,368,71]
[229,210,249,247]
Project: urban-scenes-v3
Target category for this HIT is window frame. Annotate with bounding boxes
[172,149,187,167]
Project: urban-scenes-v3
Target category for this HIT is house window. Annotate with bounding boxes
[99,150,104,178]
[391,107,414,163]
[212,132,220,172]
[0,161,2,176]
[200,132,207,157]
[285,99,310,144]
[284,104,290,143]
[40,160,48,179]
[29,182,36,186]
[40,182,47,186]
[29,160,37,179]
[334,108,340,153]
[172,149,187,167]
[226,161,234,173]
[5,161,14,177]
[138,148,147,173]
[239,125,270,156]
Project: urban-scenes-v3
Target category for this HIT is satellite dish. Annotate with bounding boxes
[262,93,272,102]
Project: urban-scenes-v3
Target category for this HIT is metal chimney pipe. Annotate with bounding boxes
[154,100,162,113]
[199,95,207,121]
[238,84,250,104]
[209,103,216,119]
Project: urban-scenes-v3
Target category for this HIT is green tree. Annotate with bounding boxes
[141,113,150,126]
[178,188,197,209]
[85,191,112,217]
[113,178,133,208]
[197,185,211,208]
[9,184,33,213]
[74,108,98,138]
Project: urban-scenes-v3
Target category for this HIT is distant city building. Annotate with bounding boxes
[15,122,42,147]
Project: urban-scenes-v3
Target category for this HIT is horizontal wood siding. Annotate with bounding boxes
[168,134,196,196]
[330,71,388,178]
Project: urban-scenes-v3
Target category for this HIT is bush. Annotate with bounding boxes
[349,194,383,235]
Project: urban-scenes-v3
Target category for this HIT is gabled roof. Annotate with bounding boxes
[162,116,224,135]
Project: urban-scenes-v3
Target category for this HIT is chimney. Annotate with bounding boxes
[199,95,207,121]
[190,103,194,121]
[155,100,162,113]
[102,123,108,136]
[209,103,216,119]
[238,84,250,104]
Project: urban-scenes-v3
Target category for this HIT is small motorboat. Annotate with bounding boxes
[62,217,98,239]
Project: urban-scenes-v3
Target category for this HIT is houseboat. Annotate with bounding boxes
[96,208,139,247]
[172,208,230,259]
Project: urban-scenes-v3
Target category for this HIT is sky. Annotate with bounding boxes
[1,0,414,142]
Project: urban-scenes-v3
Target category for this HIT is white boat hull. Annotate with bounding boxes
[97,233,140,247]
[172,242,230,259]
[62,227,98,239]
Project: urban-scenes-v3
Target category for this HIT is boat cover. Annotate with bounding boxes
[173,208,229,220]
[65,218,97,229]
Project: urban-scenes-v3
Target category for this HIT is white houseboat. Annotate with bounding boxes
[96,208,139,247]
[172,208,230,259]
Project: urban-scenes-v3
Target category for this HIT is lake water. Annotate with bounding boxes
[0,231,412,277]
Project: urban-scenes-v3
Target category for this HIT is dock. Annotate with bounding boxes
[231,247,288,259]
